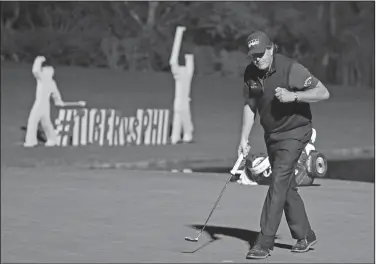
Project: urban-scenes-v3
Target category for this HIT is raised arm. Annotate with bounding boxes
[289,63,330,103]
[32,56,46,79]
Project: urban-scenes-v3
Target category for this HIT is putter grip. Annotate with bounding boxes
[63,102,84,107]
[230,153,244,175]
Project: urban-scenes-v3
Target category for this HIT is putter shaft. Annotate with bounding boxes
[184,154,245,242]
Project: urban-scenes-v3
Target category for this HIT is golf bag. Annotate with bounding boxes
[235,128,328,186]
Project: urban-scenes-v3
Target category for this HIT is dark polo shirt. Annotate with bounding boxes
[243,53,319,142]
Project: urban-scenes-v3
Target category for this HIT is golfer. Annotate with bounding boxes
[238,31,330,259]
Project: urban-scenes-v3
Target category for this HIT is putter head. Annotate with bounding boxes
[185,236,198,242]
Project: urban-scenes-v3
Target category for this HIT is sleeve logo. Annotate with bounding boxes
[250,81,258,89]
[304,76,313,87]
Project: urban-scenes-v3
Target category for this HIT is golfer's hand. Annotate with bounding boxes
[238,140,251,157]
[275,87,295,103]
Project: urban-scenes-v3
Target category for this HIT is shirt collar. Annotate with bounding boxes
[263,53,276,79]
[254,52,276,78]
[268,52,276,74]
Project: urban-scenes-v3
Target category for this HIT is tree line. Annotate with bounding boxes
[1,1,374,88]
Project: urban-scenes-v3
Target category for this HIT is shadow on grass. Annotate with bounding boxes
[20,126,47,143]
[20,126,73,145]
[182,225,296,254]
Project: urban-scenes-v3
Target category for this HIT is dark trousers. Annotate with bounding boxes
[257,128,312,249]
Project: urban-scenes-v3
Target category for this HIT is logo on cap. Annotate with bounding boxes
[248,39,260,48]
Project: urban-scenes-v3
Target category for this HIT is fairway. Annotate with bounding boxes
[1,167,374,263]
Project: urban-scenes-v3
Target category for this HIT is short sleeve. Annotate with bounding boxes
[243,82,258,113]
[243,64,258,113]
[288,63,319,90]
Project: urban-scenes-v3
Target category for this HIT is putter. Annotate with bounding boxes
[185,152,245,242]
[61,101,86,107]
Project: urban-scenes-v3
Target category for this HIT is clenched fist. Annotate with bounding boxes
[238,140,251,157]
[275,87,295,103]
